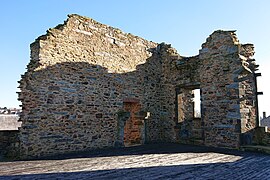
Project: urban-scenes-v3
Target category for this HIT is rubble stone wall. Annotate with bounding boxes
[18,14,259,159]
[253,127,270,146]
[155,44,201,143]
[0,130,20,159]
[18,14,162,158]
[155,31,258,148]
[239,44,257,133]
[199,31,257,148]
[262,131,270,146]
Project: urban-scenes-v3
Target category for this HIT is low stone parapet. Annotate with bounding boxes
[0,130,20,159]
[253,127,270,146]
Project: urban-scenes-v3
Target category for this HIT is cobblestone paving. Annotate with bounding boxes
[0,144,270,179]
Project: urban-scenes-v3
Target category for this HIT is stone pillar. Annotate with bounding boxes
[199,30,243,148]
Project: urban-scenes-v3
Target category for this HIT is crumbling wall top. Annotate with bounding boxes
[199,30,240,59]
[29,14,157,73]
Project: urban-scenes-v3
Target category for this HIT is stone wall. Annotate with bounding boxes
[155,44,202,143]
[18,14,260,159]
[253,127,270,146]
[0,130,20,159]
[18,14,163,158]
[199,31,257,148]
[261,131,270,146]
[156,31,258,148]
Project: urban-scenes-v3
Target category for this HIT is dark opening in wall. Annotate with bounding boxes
[175,86,203,142]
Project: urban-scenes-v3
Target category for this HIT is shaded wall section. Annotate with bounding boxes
[0,130,19,159]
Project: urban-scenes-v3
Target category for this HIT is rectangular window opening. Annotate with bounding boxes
[193,89,201,118]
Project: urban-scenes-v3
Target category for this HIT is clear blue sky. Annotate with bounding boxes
[0,0,269,116]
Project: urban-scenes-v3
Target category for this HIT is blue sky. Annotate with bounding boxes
[0,0,269,116]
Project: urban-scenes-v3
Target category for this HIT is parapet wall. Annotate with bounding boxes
[0,130,19,159]
[253,127,270,146]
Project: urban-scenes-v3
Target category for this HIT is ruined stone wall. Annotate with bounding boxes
[199,31,241,148]
[19,14,161,158]
[18,14,260,159]
[199,31,257,148]
[239,44,257,133]
[155,31,258,148]
[156,43,202,143]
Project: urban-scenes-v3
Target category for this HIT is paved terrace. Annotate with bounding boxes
[0,143,270,179]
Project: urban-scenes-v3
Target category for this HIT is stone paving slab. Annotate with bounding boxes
[0,143,270,179]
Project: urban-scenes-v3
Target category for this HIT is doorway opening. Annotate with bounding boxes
[123,100,145,147]
[175,86,203,143]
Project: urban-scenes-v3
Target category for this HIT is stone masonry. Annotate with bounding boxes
[17,14,261,159]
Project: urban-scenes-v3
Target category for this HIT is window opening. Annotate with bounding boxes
[193,89,201,118]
